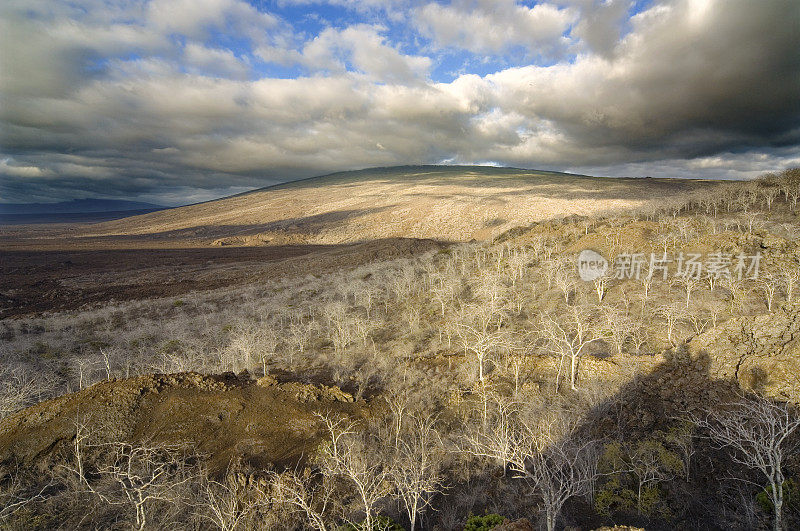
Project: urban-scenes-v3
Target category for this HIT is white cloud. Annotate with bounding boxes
[146,0,279,42]
[0,159,53,178]
[416,0,576,55]
[183,43,250,79]
[301,25,431,83]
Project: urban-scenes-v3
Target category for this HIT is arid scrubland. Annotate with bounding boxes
[2,170,800,530]
[79,166,718,246]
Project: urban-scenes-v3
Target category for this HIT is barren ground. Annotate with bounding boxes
[78,166,721,245]
[0,371,371,475]
[0,238,440,318]
[0,166,719,318]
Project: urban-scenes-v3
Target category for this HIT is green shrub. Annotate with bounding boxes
[159,339,183,354]
[595,437,683,519]
[464,513,506,531]
[756,479,799,513]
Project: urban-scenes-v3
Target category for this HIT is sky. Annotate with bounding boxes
[1,0,799,205]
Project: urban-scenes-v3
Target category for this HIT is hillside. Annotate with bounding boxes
[2,169,800,530]
[83,166,720,246]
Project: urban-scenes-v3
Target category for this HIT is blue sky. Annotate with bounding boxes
[1,0,798,204]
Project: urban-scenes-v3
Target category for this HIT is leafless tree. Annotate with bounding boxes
[456,305,510,384]
[626,439,683,514]
[762,187,779,210]
[655,303,683,344]
[538,306,606,391]
[505,248,532,285]
[99,348,113,381]
[385,386,412,450]
[257,327,277,377]
[789,189,800,210]
[554,259,577,303]
[0,365,54,419]
[430,274,458,318]
[467,402,598,531]
[602,306,639,355]
[745,211,762,235]
[628,322,650,355]
[639,271,655,303]
[72,357,101,391]
[694,396,800,531]
[402,303,422,336]
[779,265,800,303]
[655,229,678,255]
[474,270,510,315]
[541,258,560,290]
[593,271,612,303]
[673,218,695,241]
[323,301,355,355]
[388,415,445,531]
[196,472,266,531]
[601,224,623,258]
[666,421,695,481]
[355,283,379,319]
[722,275,747,312]
[0,469,53,521]
[756,273,779,312]
[273,469,334,531]
[225,323,263,373]
[683,308,708,336]
[672,274,701,308]
[67,415,96,487]
[317,415,389,530]
[286,314,316,365]
[92,442,196,531]
[503,349,530,397]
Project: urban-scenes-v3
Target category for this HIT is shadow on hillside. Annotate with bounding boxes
[82,207,391,241]
[560,348,767,530]
[583,349,741,439]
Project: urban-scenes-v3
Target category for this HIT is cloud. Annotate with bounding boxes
[567,0,633,57]
[146,0,280,42]
[0,159,53,178]
[183,43,250,79]
[415,0,576,56]
[0,0,799,203]
[483,0,800,162]
[301,25,431,83]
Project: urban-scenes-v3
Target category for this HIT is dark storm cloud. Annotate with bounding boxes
[0,0,799,203]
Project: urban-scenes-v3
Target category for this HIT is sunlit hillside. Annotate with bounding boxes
[84,166,720,246]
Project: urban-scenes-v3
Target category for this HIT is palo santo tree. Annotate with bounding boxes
[694,397,800,531]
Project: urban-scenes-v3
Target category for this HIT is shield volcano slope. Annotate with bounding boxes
[81,166,721,246]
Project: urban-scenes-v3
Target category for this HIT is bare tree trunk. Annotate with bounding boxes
[570,353,578,390]
[774,476,784,531]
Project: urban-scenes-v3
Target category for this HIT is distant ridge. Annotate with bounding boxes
[0,198,166,215]
[233,164,593,198]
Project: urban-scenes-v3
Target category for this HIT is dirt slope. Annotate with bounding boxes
[82,166,720,245]
[0,373,370,474]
